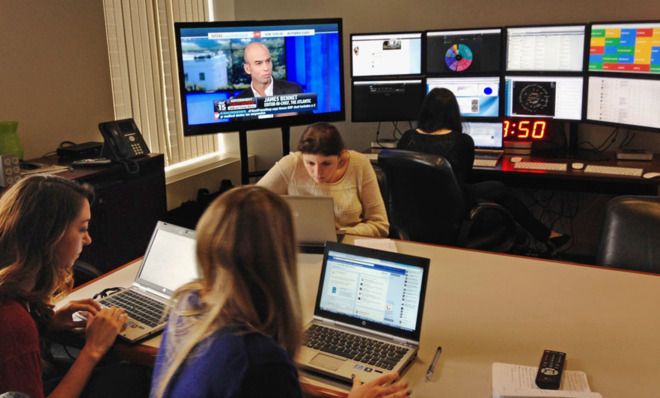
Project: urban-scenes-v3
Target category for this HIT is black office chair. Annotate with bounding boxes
[596,195,660,273]
[377,149,516,251]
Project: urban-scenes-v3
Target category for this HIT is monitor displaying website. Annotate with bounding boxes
[351,32,422,77]
[426,76,500,118]
[505,75,583,120]
[319,249,425,332]
[587,76,660,129]
[463,122,504,149]
[506,25,586,72]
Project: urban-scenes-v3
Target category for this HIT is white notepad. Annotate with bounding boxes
[492,362,602,398]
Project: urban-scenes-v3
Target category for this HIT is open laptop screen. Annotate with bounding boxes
[136,223,198,296]
[463,122,503,149]
[315,242,429,341]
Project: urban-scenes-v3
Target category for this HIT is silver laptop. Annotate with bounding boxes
[97,221,198,343]
[298,242,430,383]
[464,122,504,167]
[283,196,342,253]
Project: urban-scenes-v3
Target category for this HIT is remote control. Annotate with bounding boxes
[535,349,565,390]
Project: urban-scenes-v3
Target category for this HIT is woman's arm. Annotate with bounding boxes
[256,154,295,194]
[343,155,389,238]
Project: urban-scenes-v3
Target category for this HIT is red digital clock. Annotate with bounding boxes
[503,119,548,141]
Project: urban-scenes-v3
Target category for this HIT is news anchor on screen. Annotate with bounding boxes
[235,42,303,98]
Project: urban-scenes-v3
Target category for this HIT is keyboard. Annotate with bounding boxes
[583,165,644,177]
[101,289,167,327]
[513,161,568,171]
[474,158,499,168]
[304,324,408,370]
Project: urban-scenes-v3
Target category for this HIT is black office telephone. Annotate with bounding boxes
[98,118,150,161]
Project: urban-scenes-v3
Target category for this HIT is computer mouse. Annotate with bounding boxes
[571,162,584,170]
[642,172,660,179]
[510,156,522,163]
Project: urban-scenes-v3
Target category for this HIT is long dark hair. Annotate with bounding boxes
[417,88,462,133]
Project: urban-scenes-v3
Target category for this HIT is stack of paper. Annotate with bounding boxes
[492,363,602,398]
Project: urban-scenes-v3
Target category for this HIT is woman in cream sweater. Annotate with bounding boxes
[258,122,389,237]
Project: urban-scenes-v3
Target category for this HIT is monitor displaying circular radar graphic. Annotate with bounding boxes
[445,43,474,72]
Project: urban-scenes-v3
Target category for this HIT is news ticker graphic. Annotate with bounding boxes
[214,93,318,119]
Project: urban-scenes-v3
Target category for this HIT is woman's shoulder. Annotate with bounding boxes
[0,299,39,350]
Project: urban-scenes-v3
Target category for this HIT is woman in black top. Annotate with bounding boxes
[398,88,569,251]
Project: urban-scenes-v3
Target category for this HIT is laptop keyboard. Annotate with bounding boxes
[101,289,167,327]
[304,324,409,370]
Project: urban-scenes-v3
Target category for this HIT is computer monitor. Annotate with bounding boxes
[351,32,422,77]
[588,21,660,74]
[351,79,424,122]
[506,24,586,72]
[174,18,344,135]
[426,28,502,75]
[504,75,583,120]
[463,122,503,149]
[426,76,500,118]
[586,76,660,130]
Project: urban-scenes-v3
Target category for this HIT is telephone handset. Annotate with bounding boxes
[98,118,150,161]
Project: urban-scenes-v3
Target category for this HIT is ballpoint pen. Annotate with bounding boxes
[425,346,443,382]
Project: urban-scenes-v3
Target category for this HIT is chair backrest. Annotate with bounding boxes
[597,195,660,273]
[378,149,465,245]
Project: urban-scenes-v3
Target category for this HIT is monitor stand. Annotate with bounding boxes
[238,126,290,185]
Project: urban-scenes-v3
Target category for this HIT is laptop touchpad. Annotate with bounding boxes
[311,353,346,370]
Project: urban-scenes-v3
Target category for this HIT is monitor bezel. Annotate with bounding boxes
[174,18,345,136]
[351,77,425,122]
[504,74,585,122]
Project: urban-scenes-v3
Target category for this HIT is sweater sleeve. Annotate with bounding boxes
[342,153,390,238]
[256,154,297,194]
[0,302,44,398]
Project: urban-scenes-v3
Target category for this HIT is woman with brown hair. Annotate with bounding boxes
[150,186,408,397]
[258,122,389,238]
[0,175,128,397]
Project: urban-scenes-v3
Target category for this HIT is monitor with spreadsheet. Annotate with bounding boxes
[586,76,660,130]
[505,75,583,120]
[588,21,660,75]
[506,24,586,72]
[351,32,423,77]
[426,76,500,118]
[426,28,502,75]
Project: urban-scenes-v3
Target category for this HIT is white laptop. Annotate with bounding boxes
[96,221,198,343]
[298,242,430,383]
[464,122,504,167]
[283,196,342,253]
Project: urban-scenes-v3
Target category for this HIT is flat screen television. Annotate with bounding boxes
[174,18,344,135]
[506,24,586,72]
[426,28,502,76]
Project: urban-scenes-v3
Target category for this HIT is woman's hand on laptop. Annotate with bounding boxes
[348,372,410,398]
[81,307,128,362]
[50,298,102,332]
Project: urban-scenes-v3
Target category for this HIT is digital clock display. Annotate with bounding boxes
[503,119,548,141]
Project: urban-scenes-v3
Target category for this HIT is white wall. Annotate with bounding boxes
[0,0,114,159]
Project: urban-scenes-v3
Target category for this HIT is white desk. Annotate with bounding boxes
[61,238,660,397]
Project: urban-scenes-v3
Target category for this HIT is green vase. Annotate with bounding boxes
[0,121,24,160]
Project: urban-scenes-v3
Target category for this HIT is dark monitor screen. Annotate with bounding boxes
[588,22,660,74]
[504,75,583,120]
[586,76,660,130]
[426,76,500,118]
[351,79,424,122]
[351,32,422,77]
[506,25,586,72]
[426,28,502,75]
[174,18,344,135]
